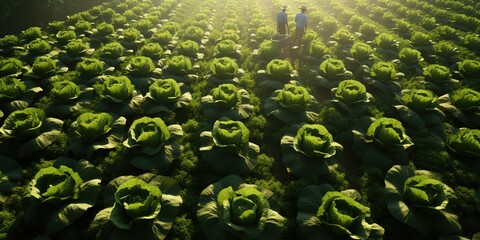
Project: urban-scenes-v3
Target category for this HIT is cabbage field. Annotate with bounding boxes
[1,0,480,239]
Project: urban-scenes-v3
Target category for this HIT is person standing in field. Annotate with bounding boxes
[293,5,307,45]
[277,4,290,36]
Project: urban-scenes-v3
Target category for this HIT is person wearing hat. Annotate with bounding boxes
[293,5,308,45]
[277,4,290,36]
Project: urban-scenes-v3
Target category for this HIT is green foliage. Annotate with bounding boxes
[49,80,81,103]
[384,165,462,237]
[98,76,135,102]
[197,175,285,240]
[257,40,280,61]
[298,184,384,240]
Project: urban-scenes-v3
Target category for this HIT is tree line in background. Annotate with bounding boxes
[0,0,104,36]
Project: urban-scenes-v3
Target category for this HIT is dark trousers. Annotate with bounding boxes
[293,27,305,45]
[277,22,286,35]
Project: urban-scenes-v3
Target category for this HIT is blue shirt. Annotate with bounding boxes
[277,11,287,24]
[295,12,307,28]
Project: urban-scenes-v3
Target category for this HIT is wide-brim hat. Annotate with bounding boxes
[281,4,288,10]
[299,5,307,10]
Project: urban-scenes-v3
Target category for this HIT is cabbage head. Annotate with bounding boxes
[0,77,26,101]
[50,80,81,103]
[276,83,311,111]
[56,30,77,44]
[385,165,461,237]
[210,57,238,79]
[210,84,240,110]
[125,116,170,149]
[353,117,413,167]
[308,40,329,59]
[32,57,57,76]
[96,22,115,36]
[457,59,480,79]
[266,59,293,81]
[122,28,141,42]
[139,43,163,60]
[282,124,343,177]
[0,58,23,77]
[399,47,423,64]
[24,158,101,235]
[265,82,318,124]
[334,79,369,105]
[176,40,199,58]
[449,88,480,110]
[410,32,432,47]
[319,58,348,79]
[446,127,480,158]
[27,39,51,56]
[200,119,259,174]
[77,58,105,79]
[148,78,181,104]
[69,112,125,158]
[153,30,173,45]
[375,33,398,49]
[370,61,399,81]
[64,39,87,56]
[401,89,438,112]
[201,84,253,121]
[350,42,373,61]
[0,107,63,158]
[197,175,285,240]
[423,64,452,83]
[92,173,182,240]
[99,76,135,102]
[257,40,280,61]
[215,39,237,57]
[298,184,384,240]
[71,112,114,142]
[0,107,45,139]
[166,55,192,76]
[22,27,43,42]
[182,26,204,42]
[125,56,155,77]
[331,80,372,116]
[98,42,124,59]
[366,117,413,149]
